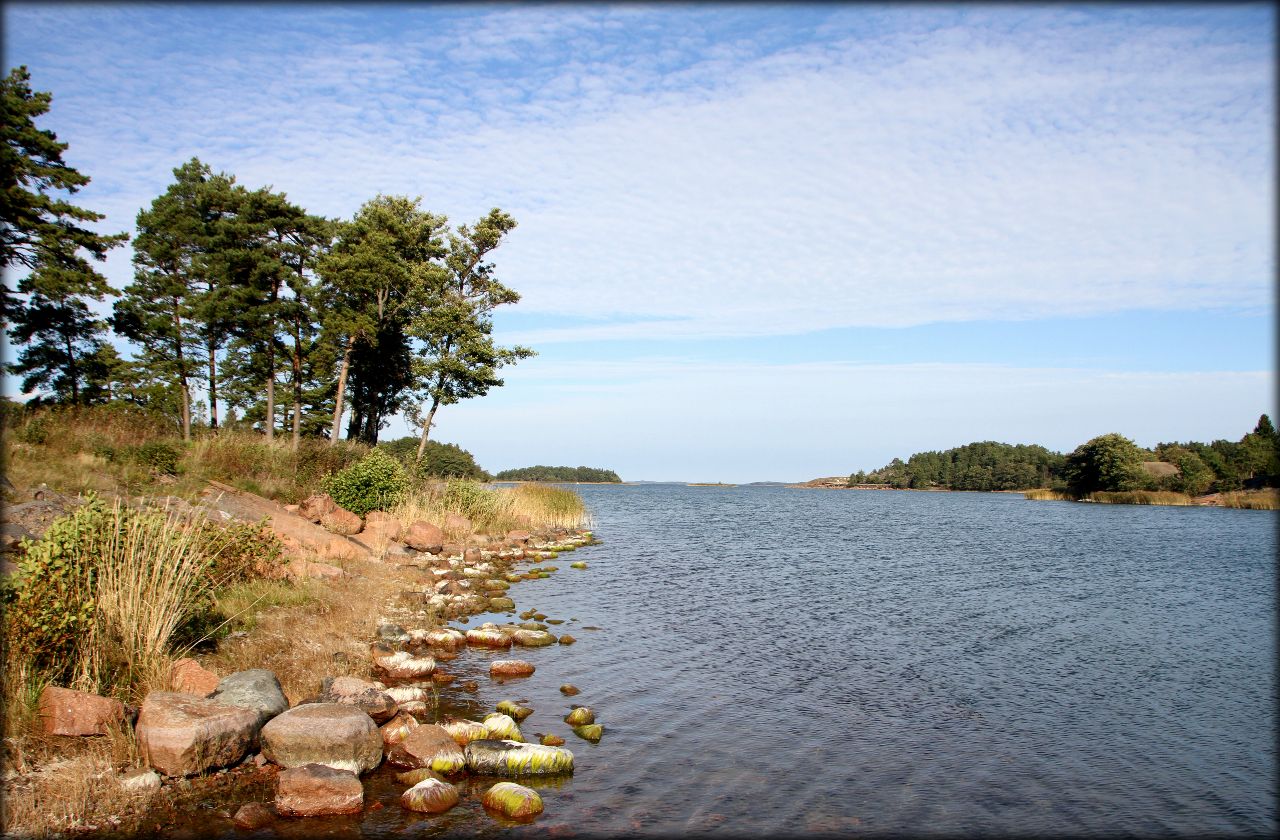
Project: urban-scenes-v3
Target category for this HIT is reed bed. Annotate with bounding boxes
[388,480,590,538]
[1023,488,1074,501]
[1217,490,1280,510]
[1087,490,1195,506]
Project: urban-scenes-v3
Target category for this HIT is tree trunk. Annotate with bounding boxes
[328,335,354,446]
[173,298,191,441]
[415,397,441,461]
[265,342,275,442]
[63,328,79,405]
[290,326,303,451]
[207,337,219,431]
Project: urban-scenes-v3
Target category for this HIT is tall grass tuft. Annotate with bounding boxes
[1087,490,1195,506]
[506,483,590,530]
[387,480,590,537]
[1023,488,1074,501]
[1218,490,1280,510]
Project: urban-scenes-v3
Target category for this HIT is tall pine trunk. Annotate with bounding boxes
[290,327,303,451]
[415,396,441,461]
[328,335,354,446]
[172,297,191,441]
[207,337,219,431]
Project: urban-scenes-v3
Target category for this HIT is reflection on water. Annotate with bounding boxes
[166,487,1277,837]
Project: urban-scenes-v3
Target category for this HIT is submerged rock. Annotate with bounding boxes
[440,717,490,746]
[275,763,363,816]
[464,739,574,776]
[558,635,577,645]
[496,700,534,722]
[379,710,420,747]
[512,629,556,647]
[466,627,513,648]
[232,801,275,830]
[489,660,536,678]
[571,724,603,742]
[564,707,595,726]
[386,724,467,774]
[482,712,524,742]
[482,781,544,818]
[558,684,580,696]
[372,651,436,682]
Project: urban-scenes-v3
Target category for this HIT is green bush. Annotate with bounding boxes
[1,496,110,676]
[132,440,182,475]
[442,479,506,523]
[322,448,410,516]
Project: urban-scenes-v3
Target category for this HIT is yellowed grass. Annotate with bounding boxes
[1218,489,1280,510]
[387,480,589,539]
[1023,488,1074,501]
[1088,490,1195,506]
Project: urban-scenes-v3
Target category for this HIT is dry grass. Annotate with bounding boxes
[1088,490,1196,506]
[1023,488,1074,501]
[388,480,590,540]
[1217,489,1280,510]
[202,556,441,705]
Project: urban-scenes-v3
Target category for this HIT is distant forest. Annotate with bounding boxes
[849,415,1280,495]
[494,466,621,483]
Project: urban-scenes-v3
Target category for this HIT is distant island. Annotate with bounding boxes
[494,465,622,483]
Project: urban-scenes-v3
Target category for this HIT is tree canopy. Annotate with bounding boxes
[494,466,622,483]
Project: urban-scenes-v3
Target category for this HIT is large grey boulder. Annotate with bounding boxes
[260,703,382,774]
[208,669,289,730]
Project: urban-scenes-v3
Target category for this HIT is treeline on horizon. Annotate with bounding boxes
[848,415,1280,496]
[494,465,622,483]
[1,67,532,465]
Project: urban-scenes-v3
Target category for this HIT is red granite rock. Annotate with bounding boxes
[170,658,219,696]
[275,763,363,816]
[136,692,259,776]
[37,685,126,736]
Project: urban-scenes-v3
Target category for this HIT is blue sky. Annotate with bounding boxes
[2,3,1274,482]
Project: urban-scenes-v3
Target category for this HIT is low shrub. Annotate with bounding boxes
[322,447,410,516]
[1218,490,1280,510]
[131,441,182,475]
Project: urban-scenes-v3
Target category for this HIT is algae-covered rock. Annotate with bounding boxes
[401,775,460,814]
[518,621,547,631]
[489,660,535,678]
[466,627,512,648]
[539,734,565,746]
[482,781,544,818]
[464,739,574,776]
[541,565,559,572]
[482,712,523,742]
[564,707,594,726]
[557,634,577,645]
[488,597,516,611]
[386,724,467,774]
[396,767,443,786]
[512,629,555,647]
[379,710,420,747]
[422,628,466,649]
[440,717,489,746]
[559,684,580,696]
[571,724,603,742]
[569,562,587,570]
[496,700,533,722]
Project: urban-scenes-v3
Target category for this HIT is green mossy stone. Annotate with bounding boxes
[571,724,603,743]
[518,621,547,631]
[564,707,594,726]
[569,562,587,569]
[488,597,516,611]
[557,635,576,645]
[496,700,534,722]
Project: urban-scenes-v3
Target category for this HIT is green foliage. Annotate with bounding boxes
[442,478,505,522]
[379,436,488,480]
[1064,433,1145,496]
[495,465,622,483]
[0,495,109,676]
[322,447,410,515]
[131,440,182,475]
[205,518,284,588]
[850,443,1063,491]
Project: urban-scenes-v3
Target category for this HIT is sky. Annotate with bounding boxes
[2,3,1274,483]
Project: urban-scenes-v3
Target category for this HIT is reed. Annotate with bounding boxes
[388,480,589,537]
[1087,490,1195,506]
[1023,488,1074,501]
[1218,490,1280,510]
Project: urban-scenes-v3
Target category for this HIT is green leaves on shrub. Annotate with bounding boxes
[132,441,182,475]
[442,479,505,522]
[322,448,410,516]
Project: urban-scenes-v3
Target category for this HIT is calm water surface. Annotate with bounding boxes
[196,487,1277,837]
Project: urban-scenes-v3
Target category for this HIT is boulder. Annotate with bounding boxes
[317,676,398,724]
[496,701,533,722]
[539,734,565,747]
[466,627,512,648]
[208,669,289,730]
[572,724,603,742]
[363,511,403,543]
[385,685,430,705]
[321,506,362,536]
[488,597,516,611]
[564,707,595,726]
[490,660,535,678]
[559,684,580,696]
[505,530,531,545]
[377,622,410,643]
[380,710,420,747]
[232,802,276,830]
[482,713,523,742]
[482,782,544,818]
[421,628,466,649]
[558,635,577,645]
[371,651,436,682]
[401,775,460,814]
[440,717,490,746]
[259,703,382,774]
[170,658,219,696]
[275,763,363,816]
[443,513,471,533]
[37,685,126,736]
[386,724,467,774]
[403,521,444,553]
[464,740,574,776]
[298,494,338,523]
[136,692,259,776]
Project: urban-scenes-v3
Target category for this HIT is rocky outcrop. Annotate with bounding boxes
[199,482,370,563]
[275,763,363,816]
[136,692,259,776]
[37,685,126,736]
[259,703,383,774]
[297,494,338,522]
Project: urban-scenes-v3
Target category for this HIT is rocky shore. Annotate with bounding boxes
[3,482,600,833]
